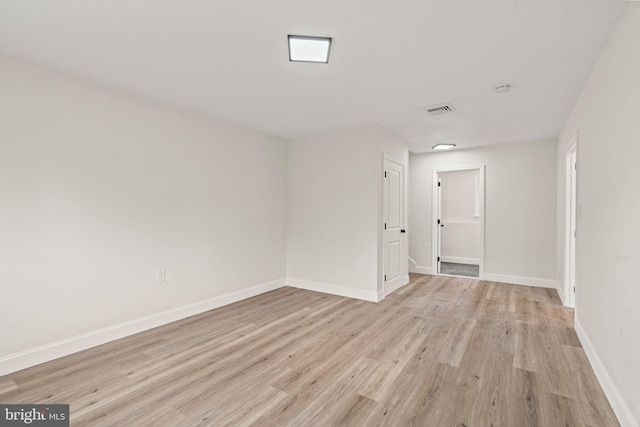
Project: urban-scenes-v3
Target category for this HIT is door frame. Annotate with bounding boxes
[379,154,408,300]
[564,134,578,308]
[431,165,485,279]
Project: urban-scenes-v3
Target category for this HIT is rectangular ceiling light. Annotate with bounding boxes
[288,35,332,63]
[432,144,456,150]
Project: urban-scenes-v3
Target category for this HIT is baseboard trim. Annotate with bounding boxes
[575,317,638,427]
[408,257,417,273]
[0,278,286,377]
[440,256,479,265]
[286,278,379,302]
[482,273,557,289]
[415,265,433,275]
[557,282,568,306]
[384,280,404,297]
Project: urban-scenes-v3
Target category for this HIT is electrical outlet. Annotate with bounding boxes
[156,269,166,283]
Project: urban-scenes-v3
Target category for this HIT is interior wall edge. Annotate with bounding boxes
[0,278,286,377]
[575,316,639,427]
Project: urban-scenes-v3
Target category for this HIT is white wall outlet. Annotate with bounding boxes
[156,269,166,282]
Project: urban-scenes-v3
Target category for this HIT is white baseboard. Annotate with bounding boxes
[408,257,417,273]
[286,278,379,302]
[575,317,638,427]
[557,282,568,306]
[0,278,286,377]
[384,279,404,297]
[440,256,479,265]
[415,265,433,275]
[482,273,557,289]
[409,269,556,289]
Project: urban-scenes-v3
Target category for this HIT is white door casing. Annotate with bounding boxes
[570,149,577,307]
[432,165,485,279]
[564,135,578,308]
[437,176,442,274]
[383,158,406,297]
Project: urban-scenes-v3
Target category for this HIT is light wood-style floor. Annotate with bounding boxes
[0,274,619,426]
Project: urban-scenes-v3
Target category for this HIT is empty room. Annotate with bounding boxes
[1,1,638,426]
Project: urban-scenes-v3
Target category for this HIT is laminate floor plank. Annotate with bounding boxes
[0,274,620,426]
[286,357,379,427]
[8,337,169,387]
[358,323,425,402]
[0,380,18,395]
[178,385,287,427]
[248,416,280,427]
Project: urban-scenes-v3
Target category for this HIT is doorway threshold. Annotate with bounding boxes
[439,262,479,278]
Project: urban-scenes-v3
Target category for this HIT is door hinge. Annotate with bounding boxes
[438,182,441,187]
[384,223,387,229]
[437,219,441,225]
[384,171,387,178]
[573,286,576,293]
[437,256,440,262]
[384,274,387,282]
[574,163,577,170]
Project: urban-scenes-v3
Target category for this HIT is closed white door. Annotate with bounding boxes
[383,159,405,295]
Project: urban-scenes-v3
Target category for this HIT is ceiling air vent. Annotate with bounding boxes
[424,103,456,115]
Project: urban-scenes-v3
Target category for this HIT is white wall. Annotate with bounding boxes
[409,139,557,287]
[557,5,640,425]
[0,55,287,367]
[286,125,408,301]
[440,170,480,264]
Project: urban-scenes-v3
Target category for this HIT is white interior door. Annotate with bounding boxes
[383,159,405,295]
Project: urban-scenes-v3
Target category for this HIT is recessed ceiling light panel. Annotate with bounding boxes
[432,144,456,150]
[288,35,332,63]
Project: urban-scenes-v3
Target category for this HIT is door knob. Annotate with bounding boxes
[400,229,406,233]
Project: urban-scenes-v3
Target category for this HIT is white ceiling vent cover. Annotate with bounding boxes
[424,103,456,115]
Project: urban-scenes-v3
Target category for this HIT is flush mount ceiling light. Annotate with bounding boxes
[432,144,456,150]
[288,35,332,63]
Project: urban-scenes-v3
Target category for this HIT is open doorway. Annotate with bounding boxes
[432,165,485,279]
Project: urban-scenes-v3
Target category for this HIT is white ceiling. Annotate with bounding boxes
[0,0,627,152]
